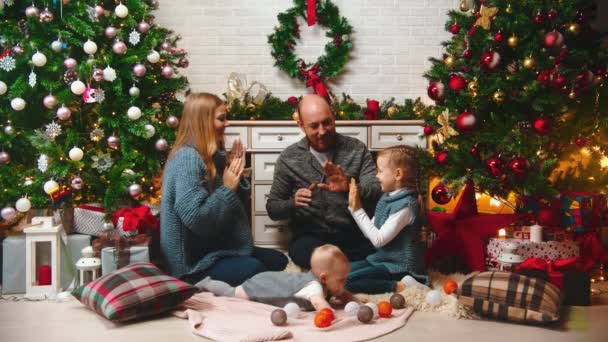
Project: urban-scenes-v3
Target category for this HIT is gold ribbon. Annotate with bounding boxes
[435,111,459,144]
[473,5,498,30]
[226,72,269,105]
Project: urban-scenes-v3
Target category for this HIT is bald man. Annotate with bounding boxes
[266,95,382,269]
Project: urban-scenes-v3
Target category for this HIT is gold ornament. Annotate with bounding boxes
[568,90,577,99]
[387,106,398,118]
[505,4,513,14]
[493,90,506,103]
[467,80,478,92]
[473,5,498,30]
[471,91,478,97]
[292,111,300,121]
[246,103,256,112]
[523,57,536,69]
[249,116,256,120]
[568,23,580,35]
[507,62,519,73]
[152,102,161,109]
[346,98,353,105]
[459,1,469,12]
[444,55,455,67]
[507,34,519,48]
[338,111,346,118]
[437,111,459,143]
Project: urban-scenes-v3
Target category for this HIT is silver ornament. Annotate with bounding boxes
[166,115,179,128]
[103,222,115,230]
[129,86,140,97]
[4,125,15,136]
[92,68,104,82]
[11,45,24,56]
[25,5,40,17]
[39,7,54,23]
[137,21,150,33]
[107,135,120,149]
[71,176,84,190]
[57,105,72,120]
[1,206,17,221]
[128,183,142,198]
[112,41,127,55]
[24,177,34,186]
[155,138,169,151]
[51,40,63,52]
[160,42,171,51]
[0,151,10,164]
[43,94,58,109]
[105,26,118,39]
[161,65,174,78]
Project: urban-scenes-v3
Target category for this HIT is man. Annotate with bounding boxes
[266,94,382,269]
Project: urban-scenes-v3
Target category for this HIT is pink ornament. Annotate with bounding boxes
[161,66,174,78]
[455,111,476,133]
[179,58,189,68]
[25,5,40,17]
[113,41,127,55]
[94,4,105,17]
[160,42,171,51]
[92,68,104,82]
[105,26,118,39]
[12,45,24,56]
[64,58,77,69]
[43,94,58,109]
[544,31,564,48]
[57,105,72,121]
[71,176,84,190]
[133,64,147,77]
[166,115,179,128]
[137,21,151,33]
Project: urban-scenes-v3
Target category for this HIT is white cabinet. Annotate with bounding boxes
[227,120,424,247]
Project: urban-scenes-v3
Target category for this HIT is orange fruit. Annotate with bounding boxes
[319,308,335,321]
[377,301,393,318]
[314,312,332,328]
[443,279,458,295]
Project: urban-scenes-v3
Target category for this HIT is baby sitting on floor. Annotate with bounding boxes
[196,244,353,311]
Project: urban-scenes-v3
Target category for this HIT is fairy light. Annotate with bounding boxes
[601,156,608,169]
[490,197,502,207]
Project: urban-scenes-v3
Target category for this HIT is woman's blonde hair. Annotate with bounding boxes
[169,92,224,188]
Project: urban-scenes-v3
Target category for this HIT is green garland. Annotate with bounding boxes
[267,0,353,85]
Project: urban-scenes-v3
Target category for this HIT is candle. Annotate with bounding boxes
[530,224,543,243]
[38,265,51,285]
[498,228,506,239]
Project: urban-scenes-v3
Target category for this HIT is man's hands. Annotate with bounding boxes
[294,183,316,208]
[316,162,348,192]
[348,177,362,211]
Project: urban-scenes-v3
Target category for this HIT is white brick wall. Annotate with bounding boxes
[154,0,460,103]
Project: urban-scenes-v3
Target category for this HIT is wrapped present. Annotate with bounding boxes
[111,205,159,237]
[101,246,150,275]
[92,229,150,275]
[486,238,580,271]
[522,196,563,228]
[73,204,106,236]
[560,192,607,232]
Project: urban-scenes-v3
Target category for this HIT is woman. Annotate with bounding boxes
[160,93,287,285]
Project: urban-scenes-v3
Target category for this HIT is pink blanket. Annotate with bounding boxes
[174,292,415,342]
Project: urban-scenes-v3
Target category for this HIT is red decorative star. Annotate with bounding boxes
[425,181,522,271]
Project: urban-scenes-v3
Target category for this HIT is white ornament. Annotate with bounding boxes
[16,197,32,213]
[83,40,98,55]
[0,56,16,72]
[45,121,62,139]
[115,3,128,18]
[365,302,379,318]
[92,88,105,103]
[51,40,63,52]
[44,180,59,194]
[103,66,117,82]
[129,85,140,97]
[1,207,17,221]
[24,177,34,186]
[69,147,84,161]
[0,80,7,95]
[283,302,300,318]
[91,153,113,172]
[344,301,360,316]
[144,124,156,138]
[28,70,37,87]
[122,168,135,176]
[71,80,86,95]
[38,154,49,172]
[32,51,47,67]
[425,290,442,306]
[11,97,26,111]
[146,50,160,63]
[127,106,142,120]
[128,30,141,45]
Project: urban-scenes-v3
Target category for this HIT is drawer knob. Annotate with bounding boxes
[396,135,403,141]
[277,135,283,141]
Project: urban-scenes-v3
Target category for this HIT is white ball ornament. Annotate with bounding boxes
[155,138,168,151]
[344,301,360,316]
[365,302,379,318]
[0,81,7,95]
[425,290,442,306]
[115,3,129,18]
[11,98,26,111]
[32,52,47,67]
[144,124,156,138]
[44,180,59,194]
[127,106,142,120]
[103,66,117,82]
[69,147,84,161]
[16,197,32,213]
[146,50,160,63]
[83,40,98,55]
[51,40,63,52]
[283,302,300,318]
[1,207,17,221]
[129,86,140,97]
[71,80,86,95]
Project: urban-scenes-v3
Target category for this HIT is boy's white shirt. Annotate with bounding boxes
[294,280,324,300]
[348,188,415,248]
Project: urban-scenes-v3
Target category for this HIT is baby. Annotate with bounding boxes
[196,244,353,311]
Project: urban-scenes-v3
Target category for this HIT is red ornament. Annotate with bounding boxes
[537,70,551,86]
[319,308,335,321]
[485,157,504,178]
[470,145,479,156]
[287,96,298,107]
[544,31,564,48]
[547,9,558,21]
[435,150,449,165]
[427,81,445,101]
[576,11,586,24]
[462,49,472,59]
[448,74,467,92]
[533,116,552,135]
[494,31,504,43]
[533,13,544,25]
[443,279,458,295]
[431,183,452,205]
[551,74,567,90]
[508,157,530,177]
[576,70,594,92]
[575,136,587,147]
[377,301,393,318]
[480,51,500,70]
[314,312,332,328]
[450,24,460,34]
[455,111,476,133]
[423,125,434,135]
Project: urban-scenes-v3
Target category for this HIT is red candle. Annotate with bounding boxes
[38,265,51,285]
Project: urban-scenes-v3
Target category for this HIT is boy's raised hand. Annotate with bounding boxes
[348,177,362,211]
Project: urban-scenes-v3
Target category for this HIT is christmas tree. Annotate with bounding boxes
[421,0,608,206]
[0,0,189,221]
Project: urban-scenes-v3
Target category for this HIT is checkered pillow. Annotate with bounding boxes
[458,271,562,324]
[71,262,196,322]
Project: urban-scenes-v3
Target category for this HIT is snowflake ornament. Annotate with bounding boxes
[87,6,97,21]
[28,70,37,87]
[4,0,15,6]
[103,66,117,82]
[93,88,105,103]
[38,154,49,173]
[0,55,16,72]
[90,128,104,141]
[91,153,113,172]
[45,121,62,139]
[129,30,141,45]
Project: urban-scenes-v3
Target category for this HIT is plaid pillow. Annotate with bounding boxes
[458,271,562,324]
[71,262,196,322]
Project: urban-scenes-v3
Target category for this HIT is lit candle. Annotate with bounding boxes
[498,228,507,239]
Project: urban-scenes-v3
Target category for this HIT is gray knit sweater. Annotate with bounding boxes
[160,145,253,279]
[266,133,381,235]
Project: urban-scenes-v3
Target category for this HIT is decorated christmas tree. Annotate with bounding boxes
[421,0,608,206]
[0,0,189,221]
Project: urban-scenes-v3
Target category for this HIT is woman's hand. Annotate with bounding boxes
[348,177,362,211]
[227,139,245,166]
[223,154,244,192]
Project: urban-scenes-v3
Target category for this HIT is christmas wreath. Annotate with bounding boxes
[268,0,353,99]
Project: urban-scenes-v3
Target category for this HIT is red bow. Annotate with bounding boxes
[300,64,329,100]
[111,205,159,232]
[364,99,380,120]
[307,0,317,26]
[515,257,587,290]
[0,48,12,59]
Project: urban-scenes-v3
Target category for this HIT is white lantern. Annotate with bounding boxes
[70,80,86,95]
[32,52,47,67]
[69,147,84,161]
[127,106,142,120]
[11,97,26,111]
[146,50,160,63]
[144,124,156,138]
[115,3,129,18]
[83,40,98,55]
[16,197,32,212]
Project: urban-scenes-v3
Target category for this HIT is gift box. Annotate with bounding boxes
[486,238,580,271]
[560,192,607,232]
[73,204,106,236]
[101,246,149,275]
[111,205,159,237]
[1,233,91,294]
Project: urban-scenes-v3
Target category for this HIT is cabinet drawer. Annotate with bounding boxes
[251,127,304,150]
[253,216,291,244]
[253,153,280,181]
[336,126,367,145]
[224,126,249,149]
[253,184,273,213]
[370,125,425,149]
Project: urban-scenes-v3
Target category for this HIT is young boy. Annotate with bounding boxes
[196,244,353,311]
